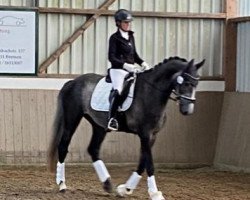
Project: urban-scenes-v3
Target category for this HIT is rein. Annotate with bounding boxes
[137,61,200,103]
[139,76,170,94]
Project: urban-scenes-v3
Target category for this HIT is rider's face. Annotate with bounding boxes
[120,21,131,31]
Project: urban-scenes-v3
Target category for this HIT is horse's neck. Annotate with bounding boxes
[142,67,176,90]
[137,70,173,104]
[133,72,171,124]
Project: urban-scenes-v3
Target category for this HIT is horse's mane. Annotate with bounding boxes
[139,56,188,75]
[154,56,188,69]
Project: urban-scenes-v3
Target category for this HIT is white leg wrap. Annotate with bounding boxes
[147,176,165,200]
[116,172,142,197]
[56,162,65,185]
[126,172,142,190]
[93,160,110,182]
[147,176,158,193]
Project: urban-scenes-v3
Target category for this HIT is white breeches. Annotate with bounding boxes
[109,69,129,94]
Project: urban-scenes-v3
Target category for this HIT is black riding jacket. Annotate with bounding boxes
[108,29,144,69]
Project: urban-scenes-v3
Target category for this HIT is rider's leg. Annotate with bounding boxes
[108,69,128,131]
[107,89,120,130]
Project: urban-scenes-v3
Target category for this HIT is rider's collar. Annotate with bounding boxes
[119,29,129,40]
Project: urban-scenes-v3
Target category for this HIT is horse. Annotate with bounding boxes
[48,57,205,200]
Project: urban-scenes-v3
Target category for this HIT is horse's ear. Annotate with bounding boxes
[185,59,194,71]
[188,59,194,67]
[196,59,205,69]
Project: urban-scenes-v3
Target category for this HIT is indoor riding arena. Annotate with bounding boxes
[0,0,250,199]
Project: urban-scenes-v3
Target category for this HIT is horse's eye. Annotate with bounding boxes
[184,82,190,87]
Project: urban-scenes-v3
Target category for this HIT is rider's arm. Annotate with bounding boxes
[108,35,124,68]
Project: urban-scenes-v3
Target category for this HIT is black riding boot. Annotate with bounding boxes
[107,90,120,131]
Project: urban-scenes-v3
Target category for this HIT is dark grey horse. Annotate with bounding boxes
[48,57,204,200]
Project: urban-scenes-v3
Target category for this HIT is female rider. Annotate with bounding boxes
[107,9,150,131]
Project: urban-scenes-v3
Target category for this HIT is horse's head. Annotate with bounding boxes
[171,59,205,115]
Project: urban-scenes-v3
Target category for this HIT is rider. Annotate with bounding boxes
[107,9,151,131]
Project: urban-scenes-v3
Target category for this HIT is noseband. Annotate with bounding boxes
[170,73,200,103]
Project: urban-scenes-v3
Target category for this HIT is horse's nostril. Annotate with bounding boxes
[183,111,188,115]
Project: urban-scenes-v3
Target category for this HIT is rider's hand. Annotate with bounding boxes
[123,63,142,73]
[141,62,151,71]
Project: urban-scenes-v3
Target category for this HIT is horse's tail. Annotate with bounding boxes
[47,91,64,172]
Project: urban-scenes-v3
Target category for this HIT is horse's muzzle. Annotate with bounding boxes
[179,100,195,115]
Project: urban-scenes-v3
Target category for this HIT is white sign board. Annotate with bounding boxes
[0,9,37,75]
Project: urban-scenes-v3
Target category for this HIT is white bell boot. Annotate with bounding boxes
[148,176,165,200]
[116,172,142,197]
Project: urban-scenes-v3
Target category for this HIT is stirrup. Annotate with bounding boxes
[108,118,119,131]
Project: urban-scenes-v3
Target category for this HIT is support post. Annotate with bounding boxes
[224,0,237,91]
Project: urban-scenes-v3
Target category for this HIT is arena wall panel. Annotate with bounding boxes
[214,92,250,172]
[0,0,225,77]
[237,0,250,16]
[38,0,224,77]
[0,89,223,166]
[236,22,250,92]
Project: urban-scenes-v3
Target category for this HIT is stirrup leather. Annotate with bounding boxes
[108,118,119,131]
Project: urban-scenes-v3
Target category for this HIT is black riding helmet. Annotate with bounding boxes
[114,9,133,26]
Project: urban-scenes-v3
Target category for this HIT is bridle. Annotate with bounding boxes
[137,70,200,103]
[170,73,200,103]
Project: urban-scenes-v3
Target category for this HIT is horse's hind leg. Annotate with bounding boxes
[56,114,82,192]
[87,125,113,193]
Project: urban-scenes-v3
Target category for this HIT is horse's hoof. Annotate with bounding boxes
[103,178,113,193]
[149,191,165,200]
[59,182,67,192]
[59,189,66,193]
[116,184,133,197]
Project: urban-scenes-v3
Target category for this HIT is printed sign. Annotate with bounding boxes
[0,9,37,75]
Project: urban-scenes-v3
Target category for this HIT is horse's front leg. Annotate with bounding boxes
[117,136,165,200]
[88,126,113,193]
[140,136,165,200]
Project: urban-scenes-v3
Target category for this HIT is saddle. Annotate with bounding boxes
[90,73,136,112]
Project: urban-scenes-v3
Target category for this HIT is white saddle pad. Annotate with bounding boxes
[90,77,135,112]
